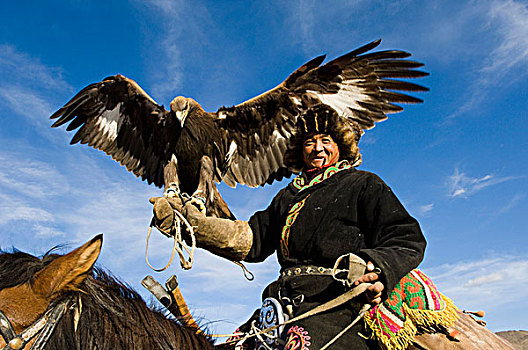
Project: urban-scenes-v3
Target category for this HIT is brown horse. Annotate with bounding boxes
[408,314,516,350]
[0,235,214,349]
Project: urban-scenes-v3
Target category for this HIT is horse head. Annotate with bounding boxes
[0,235,213,349]
[0,235,102,349]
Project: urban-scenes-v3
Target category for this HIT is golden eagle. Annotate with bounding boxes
[51,39,427,219]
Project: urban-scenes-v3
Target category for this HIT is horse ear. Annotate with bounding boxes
[32,234,103,297]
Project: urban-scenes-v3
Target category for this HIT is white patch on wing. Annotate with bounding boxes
[96,103,123,140]
[217,111,227,119]
[271,129,286,142]
[290,95,302,107]
[269,130,285,165]
[307,80,368,116]
[225,140,237,163]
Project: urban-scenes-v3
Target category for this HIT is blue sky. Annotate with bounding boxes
[1,0,527,336]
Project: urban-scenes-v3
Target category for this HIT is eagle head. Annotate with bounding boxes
[170,96,202,128]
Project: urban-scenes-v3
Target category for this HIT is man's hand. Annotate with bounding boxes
[354,261,384,306]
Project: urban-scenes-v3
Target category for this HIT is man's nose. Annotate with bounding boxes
[314,139,324,151]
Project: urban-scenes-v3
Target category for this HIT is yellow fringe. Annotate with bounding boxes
[363,293,459,350]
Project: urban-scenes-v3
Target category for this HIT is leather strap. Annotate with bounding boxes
[218,282,372,345]
[0,298,71,350]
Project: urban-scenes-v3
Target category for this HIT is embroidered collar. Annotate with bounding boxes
[304,162,337,180]
[291,160,352,191]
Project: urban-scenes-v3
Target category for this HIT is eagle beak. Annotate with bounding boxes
[175,111,187,128]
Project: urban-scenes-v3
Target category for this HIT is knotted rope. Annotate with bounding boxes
[145,208,196,271]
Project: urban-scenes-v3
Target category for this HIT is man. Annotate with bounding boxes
[154,104,426,349]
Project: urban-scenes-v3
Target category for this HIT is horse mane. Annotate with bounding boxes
[0,249,58,289]
[0,249,214,349]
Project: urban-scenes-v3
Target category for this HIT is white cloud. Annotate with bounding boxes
[359,134,377,146]
[0,143,159,253]
[65,181,156,252]
[40,153,160,256]
[283,0,366,56]
[0,45,70,92]
[148,0,182,13]
[0,201,54,225]
[33,224,65,238]
[290,0,317,54]
[444,0,528,120]
[464,271,503,287]
[497,193,525,214]
[447,168,518,198]
[184,250,278,291]
[0,190,65,239]
[0,87,54,130]
[139,0,212,100]
[417,203,434,216]
[423,256,528,319]
[0,150,70,238]
[172,251,279,335]
[483,0,528,75]
[0,45,72,140]
[0,152,69,199]
[191,301,257,335]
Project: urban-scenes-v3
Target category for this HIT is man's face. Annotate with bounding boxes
[302,133,340,169]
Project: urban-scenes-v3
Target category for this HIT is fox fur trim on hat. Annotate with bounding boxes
[284,104,362,172]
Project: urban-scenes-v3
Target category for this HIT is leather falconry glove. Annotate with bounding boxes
[182,202,253,261]
[150,197,180,235]
[150,197,253,261]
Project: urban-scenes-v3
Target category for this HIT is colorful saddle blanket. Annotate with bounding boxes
[364,269,458,350]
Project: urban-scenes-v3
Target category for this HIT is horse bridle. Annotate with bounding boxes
[0,297,72,350]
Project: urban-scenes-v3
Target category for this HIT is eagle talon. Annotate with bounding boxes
[186,196,207,215]
[164,183,181,198]
[179,192,191,202]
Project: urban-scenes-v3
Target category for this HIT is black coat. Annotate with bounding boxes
[246,163,426,294]
[244,163,426,349]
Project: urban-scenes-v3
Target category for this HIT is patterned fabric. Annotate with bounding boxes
[292,160,351,191]
[364,270,458,350]
[284,325,311,350]
[283,159,351,259]
[280,195,310,258]
[225,327,248,349]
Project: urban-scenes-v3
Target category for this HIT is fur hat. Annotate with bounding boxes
[284,104,362,171]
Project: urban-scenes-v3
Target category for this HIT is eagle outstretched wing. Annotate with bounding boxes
[51,75,178,187]
[214,39,428,188]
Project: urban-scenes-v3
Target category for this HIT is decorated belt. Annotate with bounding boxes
[280,265,334,278]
